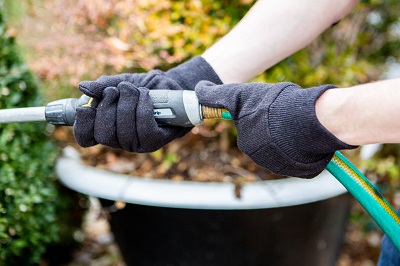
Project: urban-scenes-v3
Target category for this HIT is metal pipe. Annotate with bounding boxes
[0,106,45,124]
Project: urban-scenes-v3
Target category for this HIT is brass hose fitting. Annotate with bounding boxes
[201,106,222,119]
[201,105,232,120]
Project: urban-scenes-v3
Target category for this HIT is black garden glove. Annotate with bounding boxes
[73,56,222,152]
[195,81,358,178]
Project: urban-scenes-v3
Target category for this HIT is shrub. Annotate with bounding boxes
[0,4,60,265]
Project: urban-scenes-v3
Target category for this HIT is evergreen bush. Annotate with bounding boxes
[0,4,60,265]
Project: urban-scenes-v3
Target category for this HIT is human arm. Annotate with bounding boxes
[202,0,359,83]
[74,0,360,151]
[316,78,400,145]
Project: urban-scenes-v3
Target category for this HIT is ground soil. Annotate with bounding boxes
[78,129,286,198]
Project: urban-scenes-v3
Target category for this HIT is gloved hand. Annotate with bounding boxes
[74,56,222,152]
[195,81,358,178]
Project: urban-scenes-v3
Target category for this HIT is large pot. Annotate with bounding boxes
[56,146,350,266]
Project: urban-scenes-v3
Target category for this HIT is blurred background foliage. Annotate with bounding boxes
[1,1,87,265]
[0,2,61,265]
[2,0,400,264]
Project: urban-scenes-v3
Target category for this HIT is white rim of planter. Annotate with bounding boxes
[56,146,348,210]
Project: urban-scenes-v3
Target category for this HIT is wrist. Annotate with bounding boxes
[315,88,357,145]
[317,79,400,145]
[271,84,357,162]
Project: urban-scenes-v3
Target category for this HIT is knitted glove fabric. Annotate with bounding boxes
[195,81,358,178]
[74,56,222,152]
[78,82,187,152]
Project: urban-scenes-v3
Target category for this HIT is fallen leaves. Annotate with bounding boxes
[80,131,283,184]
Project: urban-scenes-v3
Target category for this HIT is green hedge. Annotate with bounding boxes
[0,5,60,265]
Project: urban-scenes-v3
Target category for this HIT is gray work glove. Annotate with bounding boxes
[195,81,358,178]
[74,56,222,152]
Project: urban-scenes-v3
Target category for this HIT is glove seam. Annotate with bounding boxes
[265,82,297,122]
[239,83,297,160]
[141,72,184,91]
[234,83,295,121]
[140,72,163,88]
[277,154,333,179]
[246,140,333,178]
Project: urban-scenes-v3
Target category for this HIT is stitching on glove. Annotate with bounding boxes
[140,71,165,88]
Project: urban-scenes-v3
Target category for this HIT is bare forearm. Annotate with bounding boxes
[202,0,359,83]
[316,78,400,145]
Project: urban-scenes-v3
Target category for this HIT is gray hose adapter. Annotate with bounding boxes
[45,90,202,127]
[0,90,210,126]
[150,90,202,127]
[45,95,97,126]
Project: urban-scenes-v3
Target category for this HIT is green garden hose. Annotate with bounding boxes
[213,110,400,251]
[327,151,400,251]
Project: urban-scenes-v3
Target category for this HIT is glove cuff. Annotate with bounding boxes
[268,84,358,178]
[166,56,223,90]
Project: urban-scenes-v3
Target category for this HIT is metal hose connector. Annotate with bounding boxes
[201,105,232,120]
[201,106,222,119]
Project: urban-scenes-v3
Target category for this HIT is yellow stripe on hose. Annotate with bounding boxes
[332,154,400,225]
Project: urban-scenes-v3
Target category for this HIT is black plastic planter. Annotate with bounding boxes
[57,147,351,266]
[101,195,350,266]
